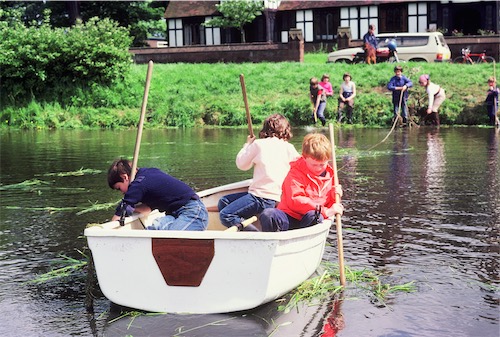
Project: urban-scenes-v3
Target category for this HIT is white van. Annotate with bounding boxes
[327,32,451,63]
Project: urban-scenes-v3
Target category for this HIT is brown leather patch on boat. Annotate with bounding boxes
[152,238,214,287]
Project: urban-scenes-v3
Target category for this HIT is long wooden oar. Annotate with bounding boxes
[329,123,346,286]
[131,60,154,181]
[239,74,254,137]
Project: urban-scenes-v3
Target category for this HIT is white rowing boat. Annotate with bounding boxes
[84,179,331,314]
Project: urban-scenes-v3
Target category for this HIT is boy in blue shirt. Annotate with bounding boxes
[108,159,208,230]
[387,65,413,125]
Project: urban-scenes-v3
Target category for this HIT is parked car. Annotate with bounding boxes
[327,32,451,63]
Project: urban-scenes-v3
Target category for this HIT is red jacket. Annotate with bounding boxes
[278,157,337,220]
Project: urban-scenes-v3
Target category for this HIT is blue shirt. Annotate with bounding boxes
[115,167,198,216]
[387,75,413,102]
[363,32,378,49]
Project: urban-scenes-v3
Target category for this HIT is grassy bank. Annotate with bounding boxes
[1,53,497,129]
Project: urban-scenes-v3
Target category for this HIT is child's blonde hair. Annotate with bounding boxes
[487,76,496,83]
[302,133,331,161]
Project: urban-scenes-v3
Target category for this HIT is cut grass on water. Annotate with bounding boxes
[0,179,51,190]
[77,200,120,215]
[278,262,417,313]
[37,168,102,177]
[30,252,88,284]
[5,200,119,214]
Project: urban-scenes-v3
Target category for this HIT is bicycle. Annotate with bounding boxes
[453,48,495,64]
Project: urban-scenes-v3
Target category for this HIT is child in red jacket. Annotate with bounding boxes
[259,133,343,231]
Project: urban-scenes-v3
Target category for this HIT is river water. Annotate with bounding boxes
[0,127,498,337]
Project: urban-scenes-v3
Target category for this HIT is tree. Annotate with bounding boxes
[0,1,168,46]
[204,0,264,43]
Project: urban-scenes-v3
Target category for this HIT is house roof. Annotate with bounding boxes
[164,1,219,19]
[164,0,416,18]
[277,1,408,11]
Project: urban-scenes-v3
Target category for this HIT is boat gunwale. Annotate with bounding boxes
[85,220,332,240]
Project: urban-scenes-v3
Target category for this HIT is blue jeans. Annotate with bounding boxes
[312,101,327,126]
[148,199,208,231]
[258,208,324,232]
[393,99,408,120]
[218,192,276,228]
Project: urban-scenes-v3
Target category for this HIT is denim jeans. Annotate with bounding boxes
[218,192,276,228]
[148,199,208,231]
[312,101,327,126]
[393,99,408,119]
[259,208,324,232]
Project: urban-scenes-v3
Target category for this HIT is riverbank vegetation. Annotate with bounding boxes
[2,56,496,129]
[1,5,497,129]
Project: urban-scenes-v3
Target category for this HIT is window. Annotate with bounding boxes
[315,11,335,40]
[168,19,183,47]
[340,6,377,39]
[408,3,428,32]
[485,5,493,30]
[377,35,429,48]
[205,16,221,45]
[296,10,313,42]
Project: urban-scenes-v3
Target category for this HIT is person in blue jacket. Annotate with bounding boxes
[363,24,378,50]
[387,65,413,125]
[107,158,208,230]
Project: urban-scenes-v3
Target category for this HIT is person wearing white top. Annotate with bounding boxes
[419,74,446,126]
[337,72,356,124]
[218,114,300,231]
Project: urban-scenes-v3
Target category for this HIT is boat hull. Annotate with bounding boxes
[85,180,331,314]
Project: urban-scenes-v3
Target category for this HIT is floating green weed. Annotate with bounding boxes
[172,316,238,336]
[279,262,416,312]
[5,200,118,215]
[278,268,344,313]
[31,252,88,284]
[38,167,102,177]
[0,179,50,190]
[6,205,80,213]
[108,310,165,329]
[77,200,120,215]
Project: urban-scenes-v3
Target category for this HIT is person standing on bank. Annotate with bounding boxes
[419,74,446,126]
[485,76,499,126]
[218,114,300,231]
[363,24,378,64]
[107,159,208,231]
[387,65,413,125]
[337,72,356,124]
[310,77,327,126]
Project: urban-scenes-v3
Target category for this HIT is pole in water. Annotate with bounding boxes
[329,123,346,286]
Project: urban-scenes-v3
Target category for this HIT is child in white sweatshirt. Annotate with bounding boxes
[218,114,300,231]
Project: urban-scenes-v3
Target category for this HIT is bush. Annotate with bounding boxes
[0,14,132,107]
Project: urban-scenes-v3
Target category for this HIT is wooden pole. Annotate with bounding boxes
[239,74,254,137]
[329,123,346,286]
[131,60,154,181]
[225,216,258,232]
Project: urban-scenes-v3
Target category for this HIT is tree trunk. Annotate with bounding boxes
[66,0,81,25]
[241,28,246,43]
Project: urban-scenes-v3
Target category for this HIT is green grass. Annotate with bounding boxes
[30,253,88,284]
[278,262,417,313]
[1,54,497,128]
